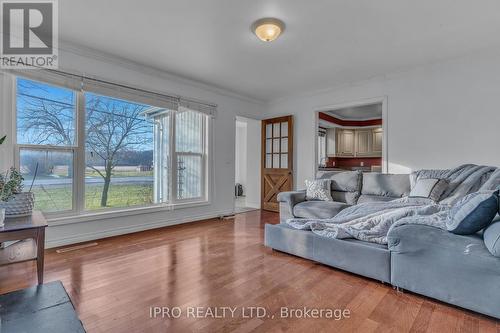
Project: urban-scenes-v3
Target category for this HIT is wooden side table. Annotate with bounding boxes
[0,211,48,284]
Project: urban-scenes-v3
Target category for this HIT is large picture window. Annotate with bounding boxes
[84,92,155,210]
[15,76,210,216]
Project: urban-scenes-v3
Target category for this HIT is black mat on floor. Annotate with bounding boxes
[0,281,85,333]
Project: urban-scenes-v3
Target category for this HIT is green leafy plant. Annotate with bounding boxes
[0,167,24,202]
[0,135,34,202]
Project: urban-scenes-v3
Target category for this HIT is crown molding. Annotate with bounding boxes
[56,39,266,106]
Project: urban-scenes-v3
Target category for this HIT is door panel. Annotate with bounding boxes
[337,129,355,156]
[372,127,383,153]
[261,116,293,212]
[356,130,371,156]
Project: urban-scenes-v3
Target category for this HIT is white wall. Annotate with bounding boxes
[265,47,500,189]
[0,44,264,247]
[235,120,247,188]
[241,117,261,208]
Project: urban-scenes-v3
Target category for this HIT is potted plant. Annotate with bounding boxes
[0,136,36,218]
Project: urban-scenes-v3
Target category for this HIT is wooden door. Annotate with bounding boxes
[261,116,293,212]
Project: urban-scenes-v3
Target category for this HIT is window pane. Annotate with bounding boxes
[273,123,280,137]
[273,139,280,153]
[273,154,280,168]
[176,110,203,153]
[85,93,154,210]
[280,154,288,169]
[266,139,272,154]
[266,124,272,139]
[281,138,288,153]
[266,154,272,168]
[177,155,202,199]
[20,149,73,212]
[281,122,288,137]
[16,78,76,146]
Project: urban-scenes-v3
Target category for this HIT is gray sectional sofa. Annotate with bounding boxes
[265,170,500,319]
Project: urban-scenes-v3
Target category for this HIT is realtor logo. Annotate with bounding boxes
[1,0,58,68]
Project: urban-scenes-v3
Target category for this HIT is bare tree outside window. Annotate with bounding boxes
[17,78,154,210]
[16,77,206,213]
[85,93,153,207]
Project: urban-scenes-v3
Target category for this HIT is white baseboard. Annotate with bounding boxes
[245,202,261,209]
[45,209,233,249]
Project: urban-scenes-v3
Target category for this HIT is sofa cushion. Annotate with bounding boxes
[357,194,398,204]
[409,178,448,202]
[316,171,362,205]
[293,201,350,219]
[331,191,359,205]
[447,190,499,235]
[305,179,332,201]
[361,173,410,198]
[483,217,500,257]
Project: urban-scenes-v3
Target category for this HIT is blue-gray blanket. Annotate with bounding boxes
[286,164,500,244]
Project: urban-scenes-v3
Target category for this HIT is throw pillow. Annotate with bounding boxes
[305,179,333,201]
[483,218,500,257]
[447,190,499,235]
[498,186,500,214]
[409,178,448,202]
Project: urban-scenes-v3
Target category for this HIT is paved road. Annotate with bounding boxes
[23,176,153,188]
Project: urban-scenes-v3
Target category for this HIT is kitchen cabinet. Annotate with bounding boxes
[336,129,355,156]
[326,128,336,156]
[372,127,383,153]
[335,127,382,157]
[355,129,371,156]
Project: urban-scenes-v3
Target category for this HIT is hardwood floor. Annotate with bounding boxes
[0,210,499,332]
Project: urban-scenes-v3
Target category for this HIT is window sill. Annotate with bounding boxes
[46,200,211,226]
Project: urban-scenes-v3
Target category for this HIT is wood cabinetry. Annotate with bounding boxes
[355,129,371,156]
[335,127,382,157]
[326,128,336,156]
[372,127,383,153]
[337,129,355,156]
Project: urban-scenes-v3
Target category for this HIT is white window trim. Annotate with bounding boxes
[9,73,213,221]
[171,112,208,203]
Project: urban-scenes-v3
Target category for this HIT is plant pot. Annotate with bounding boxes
[0,192,35,217]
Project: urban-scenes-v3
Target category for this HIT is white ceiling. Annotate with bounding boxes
[60,0,500,102]
[324,103,382,120]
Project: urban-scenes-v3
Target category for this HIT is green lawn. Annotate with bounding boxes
[32,184,154,212]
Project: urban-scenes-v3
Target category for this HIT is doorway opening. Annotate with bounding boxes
[315,97,387,173]
[234,116,261,213]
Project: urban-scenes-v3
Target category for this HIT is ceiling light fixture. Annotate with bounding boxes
[252,18,285,42]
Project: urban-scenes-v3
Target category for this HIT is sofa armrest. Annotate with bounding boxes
[277,190,306,223]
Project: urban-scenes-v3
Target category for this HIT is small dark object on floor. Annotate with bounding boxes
[0,281,85,333]
[235,183,243,197]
